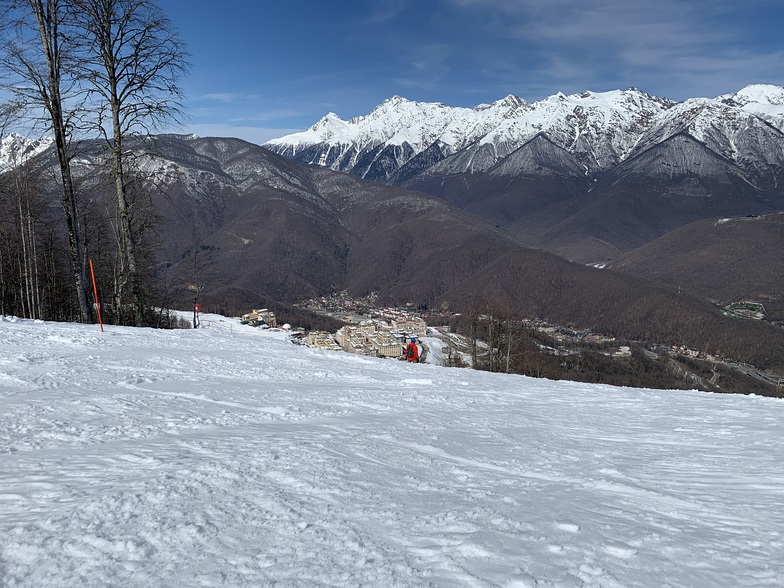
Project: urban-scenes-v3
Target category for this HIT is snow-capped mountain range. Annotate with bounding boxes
[3,85,783,274]
[263,85,784,263]
[264,84,784,182]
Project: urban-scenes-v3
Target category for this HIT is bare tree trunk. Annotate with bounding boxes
[29,211,42,318]
[487,313,495,372]
[14,165,43,319]
[17,196,29,317]
[107,208,129,324]
[0,237,6,316]
[505,324,513,374]
[29,0,91,322]
[111,108,141,325]
[72,0,188,327]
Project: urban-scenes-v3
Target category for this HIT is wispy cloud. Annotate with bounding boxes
[168,0,782,132]
[362,0,407,24]
[395,44,452,90]
[202,92,260,103]
[228,109,302,123]
[443,0,784,99]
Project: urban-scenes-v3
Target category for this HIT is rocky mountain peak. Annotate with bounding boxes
[491,94,527,109]
[0,133,54,173]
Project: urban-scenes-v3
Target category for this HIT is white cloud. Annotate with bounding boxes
[444,0,784,100]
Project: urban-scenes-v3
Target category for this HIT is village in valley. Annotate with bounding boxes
[237,289,684,366]
[241,292,435,362]
[234,290,783,393]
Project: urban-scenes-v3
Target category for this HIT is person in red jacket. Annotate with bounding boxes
[405,338,420,363]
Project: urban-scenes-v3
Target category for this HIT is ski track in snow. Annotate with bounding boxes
[1,315,783,587]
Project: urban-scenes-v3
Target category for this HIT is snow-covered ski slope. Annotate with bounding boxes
[1,314,782,587]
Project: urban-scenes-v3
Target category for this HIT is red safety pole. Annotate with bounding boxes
[89,259,104,332]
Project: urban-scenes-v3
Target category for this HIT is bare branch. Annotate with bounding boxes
[67,0,190,325]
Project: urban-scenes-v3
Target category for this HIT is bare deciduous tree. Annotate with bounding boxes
[11,158,43,318]
[71,0,188,325]
[0,0,91,321]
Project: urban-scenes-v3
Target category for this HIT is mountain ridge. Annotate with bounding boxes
[264,84,784,264]
[265,85,784,180]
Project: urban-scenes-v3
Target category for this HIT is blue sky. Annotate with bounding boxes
[157,0,784,144]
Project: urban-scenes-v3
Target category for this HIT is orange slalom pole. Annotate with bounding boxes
[89,259,104,332]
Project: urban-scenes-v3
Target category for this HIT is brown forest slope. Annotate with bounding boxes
[608,212,784,321]
[57,135,784,372]
[433,249,784,370]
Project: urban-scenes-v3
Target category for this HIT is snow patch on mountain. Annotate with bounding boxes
[720,84,784,126]
[0,133,54,173]
[630,95,784,172]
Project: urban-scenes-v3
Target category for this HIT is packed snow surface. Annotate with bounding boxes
[1,315,782,587]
